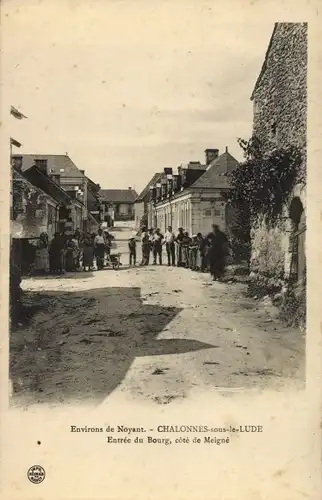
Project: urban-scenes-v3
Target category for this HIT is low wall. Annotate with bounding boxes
[250,215,286,280]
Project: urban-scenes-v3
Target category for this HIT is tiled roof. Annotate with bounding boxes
[136,173,162,202]
[12,154,85,179]
[191,150,239,190]
[21,165,72,204]
[99,189,138,203]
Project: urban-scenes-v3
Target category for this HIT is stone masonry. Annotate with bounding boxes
[250,22,307,283]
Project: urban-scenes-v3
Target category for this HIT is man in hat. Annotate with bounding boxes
[164,225,176,266]
[140,226,150,266]
[152,228,164,265]
[128,231,137,267]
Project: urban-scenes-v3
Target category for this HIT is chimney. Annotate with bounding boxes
[205,149,219,165]
[80,169,85,174]
[187,161,203,170]
[128,186,132,190]
[34,158,48,175]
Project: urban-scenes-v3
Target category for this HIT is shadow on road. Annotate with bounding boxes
[10,286,214,406]
[22,271,95,281]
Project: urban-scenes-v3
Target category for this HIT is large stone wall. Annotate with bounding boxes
[253,23,307,157]
[250,23,307,283]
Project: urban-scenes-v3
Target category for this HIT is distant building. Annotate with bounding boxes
[147,148,239,236]
[99,188,138,223]
[134,173,162,230]
[11,164,74,275]
[11,166,62,240]
[250,22,307,283]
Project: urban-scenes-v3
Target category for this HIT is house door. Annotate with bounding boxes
[297,209,306,282]
[289,197,306,282]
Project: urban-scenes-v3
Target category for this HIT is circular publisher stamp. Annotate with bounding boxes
[27,465,46,484]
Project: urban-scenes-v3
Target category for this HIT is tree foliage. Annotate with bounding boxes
[223,136,304,222]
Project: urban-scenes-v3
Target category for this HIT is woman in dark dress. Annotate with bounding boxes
[49,232,65,273]
[65,237,76,272]
[82,232,94,271]
[206,224,228,281]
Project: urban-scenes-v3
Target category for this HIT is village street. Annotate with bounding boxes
[10,225,305,408]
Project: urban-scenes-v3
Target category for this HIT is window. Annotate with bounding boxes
[204,209,212,217]
[214,209,221,216]
[48,205,54,224]
[253,100,260,116]
[271,122,277,137]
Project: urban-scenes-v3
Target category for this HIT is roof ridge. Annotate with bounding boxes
[190,150,238,189]
[13,153,70,157]
[100,188,138,192]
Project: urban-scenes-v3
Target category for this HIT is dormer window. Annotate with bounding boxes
[253,100,260,116]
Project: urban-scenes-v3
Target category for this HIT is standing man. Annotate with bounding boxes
[152,228,164,265]
[206,224,229,281]
[140,226,150,266]
[94,228,106,270]
[128,233,137,267]
[164,225,176,266]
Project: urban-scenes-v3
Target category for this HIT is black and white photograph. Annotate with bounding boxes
[1,1,321,499]
[8,20,307,404]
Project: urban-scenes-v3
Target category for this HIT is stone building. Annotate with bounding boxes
[12,154,101,234]
[147,148,239,236]
[11,164,72,274]
[100,188,138,223]
[250,22,307,283]
[11,166,61,240]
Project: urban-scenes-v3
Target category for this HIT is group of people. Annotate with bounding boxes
[129,224,229,281]
[34,228,114,274]
[32,223,228,280]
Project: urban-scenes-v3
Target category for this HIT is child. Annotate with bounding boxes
[128,235,137,266]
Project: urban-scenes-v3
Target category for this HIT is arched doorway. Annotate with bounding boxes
[289,197,306,282]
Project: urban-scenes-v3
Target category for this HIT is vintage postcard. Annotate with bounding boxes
[0,1,321,499]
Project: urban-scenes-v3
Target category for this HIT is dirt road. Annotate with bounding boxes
[10,251,305,407]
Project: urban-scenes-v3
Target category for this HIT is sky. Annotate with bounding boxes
[2,0,276,194]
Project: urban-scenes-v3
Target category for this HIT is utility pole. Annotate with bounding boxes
[10,106,27,225]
